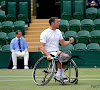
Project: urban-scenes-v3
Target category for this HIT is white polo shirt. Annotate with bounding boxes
[40,28,63,53]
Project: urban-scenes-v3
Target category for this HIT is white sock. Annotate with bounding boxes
[62,69,65,73]
[57,69,65,73]
[56,69,61,75]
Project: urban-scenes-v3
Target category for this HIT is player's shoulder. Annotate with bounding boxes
[56,29,62,33]
[41,28,50,34]
[56,29,61,32]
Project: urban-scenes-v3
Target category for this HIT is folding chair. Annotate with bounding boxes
[90,30,100,44]
[74,43,87,51]
[64,31,77,44]
[60,44,74,51]
[0,10,5,22]
[87,43,100,51]
[73,0,84,20]
[94,19,100,30]
[69,19,80,32]
[59,20,69,32]
[0,32,7,46]
[2,21,13,33]
[81,19,94,31]
[61,1,72,20]
[13,21,25,33]
[18,2,28,22]
[86,7,97,20]
[6,2,16,22]
[2,44,10,52]
[7,32,16,44]
[77,30,90,44]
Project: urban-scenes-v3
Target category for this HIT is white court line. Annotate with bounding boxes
[0,75,100,82]
[0,76,31,77]
[79,79,100,80]
[0,79,100,82]
[0,79,32,81]
[0,75,100,77]
[79,75,100,77]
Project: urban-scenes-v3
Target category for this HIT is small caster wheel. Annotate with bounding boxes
[75,79,78,84]
[62,81,64,85]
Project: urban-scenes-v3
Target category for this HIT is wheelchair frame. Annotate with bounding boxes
[32,56,78,86]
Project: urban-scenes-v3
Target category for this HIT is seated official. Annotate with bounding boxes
[10,30,29,69]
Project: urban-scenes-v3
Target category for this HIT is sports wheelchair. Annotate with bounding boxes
[32,50,78,85]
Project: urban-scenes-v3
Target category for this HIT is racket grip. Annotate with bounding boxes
[51,57,54,59]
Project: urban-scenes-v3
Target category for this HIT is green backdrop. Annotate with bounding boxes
[0,51,100,69]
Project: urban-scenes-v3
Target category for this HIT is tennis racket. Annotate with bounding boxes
[53,50,72,62]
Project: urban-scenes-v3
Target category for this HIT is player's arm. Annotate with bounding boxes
[40,42,52,60]
[59,37,74,46]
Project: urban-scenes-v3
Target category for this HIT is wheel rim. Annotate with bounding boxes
[64,60,78,83]
[33,57,54,85]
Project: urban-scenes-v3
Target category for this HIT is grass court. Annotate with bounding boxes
[0,68,100,90]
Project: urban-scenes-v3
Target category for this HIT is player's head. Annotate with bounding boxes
[49,17,60,29]
[16,30,22,39]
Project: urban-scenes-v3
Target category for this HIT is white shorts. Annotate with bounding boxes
[48,51,61,57]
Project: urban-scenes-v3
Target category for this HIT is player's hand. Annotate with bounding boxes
[47,54,52,60]
[12,50,16,52]
[24,50,28,53]
[69,37,74,44]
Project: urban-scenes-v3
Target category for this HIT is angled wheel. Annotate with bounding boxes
[64,59,78,84]
[33,56,55,85]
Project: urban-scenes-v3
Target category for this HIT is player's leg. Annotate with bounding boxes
[55,52,69,82]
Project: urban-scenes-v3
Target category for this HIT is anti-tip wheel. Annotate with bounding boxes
[62,81,64,85]
[75,79,78,84]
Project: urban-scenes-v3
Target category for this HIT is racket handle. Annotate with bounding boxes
[51,57,54,59]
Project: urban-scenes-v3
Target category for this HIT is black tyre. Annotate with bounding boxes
[33,56,55,85]
[64,59,78,83]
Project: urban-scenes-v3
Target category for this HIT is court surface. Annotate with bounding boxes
[0,68,100,90]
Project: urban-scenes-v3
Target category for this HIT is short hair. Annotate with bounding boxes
[49,17,58,25]
[16,30,22,34]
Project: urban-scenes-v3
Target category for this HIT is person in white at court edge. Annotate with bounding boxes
[10,30,29,69]
[40,17,74,82]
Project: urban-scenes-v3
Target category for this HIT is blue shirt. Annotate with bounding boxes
[10,37,28,52]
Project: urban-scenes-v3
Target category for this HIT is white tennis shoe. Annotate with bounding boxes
[24,66,29,69]
[55,73,69,83]
[12,66,17,69]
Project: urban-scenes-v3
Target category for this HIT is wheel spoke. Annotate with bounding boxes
[64,59,78,83]
[33,56,54,85]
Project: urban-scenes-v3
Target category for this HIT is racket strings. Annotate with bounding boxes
[59,50,71,62]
